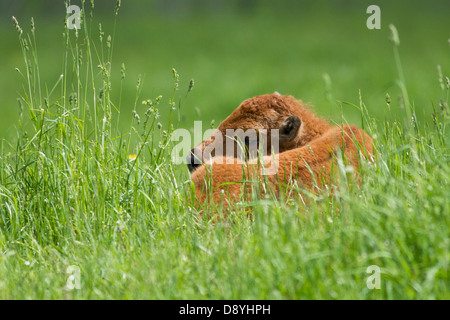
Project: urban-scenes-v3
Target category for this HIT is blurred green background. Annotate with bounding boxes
[0,0,449,142]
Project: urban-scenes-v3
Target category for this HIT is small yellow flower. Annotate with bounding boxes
[128,154,137,161]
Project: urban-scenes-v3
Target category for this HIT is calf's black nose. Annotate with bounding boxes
[187,148,201,173]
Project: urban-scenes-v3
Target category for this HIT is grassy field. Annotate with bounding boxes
[0,1,449,299]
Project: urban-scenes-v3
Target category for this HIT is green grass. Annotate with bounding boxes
[0,1,449,299]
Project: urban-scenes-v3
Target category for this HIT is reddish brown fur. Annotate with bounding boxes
[190,94,373,208]
[192,94,331,162]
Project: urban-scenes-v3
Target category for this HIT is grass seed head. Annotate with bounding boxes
[121,63,126,79]
[12,16,23,36]
[389,24,400,46]
[30,17,35,34]
[437,65,445,90]
[385,93,391,107]
[188,78,195,93]
[132,110,140,124]
[115,0,121,16]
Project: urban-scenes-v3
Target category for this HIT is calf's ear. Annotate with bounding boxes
[279,115,301,142]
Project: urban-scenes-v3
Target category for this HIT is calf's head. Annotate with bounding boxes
[187,93,330,173]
